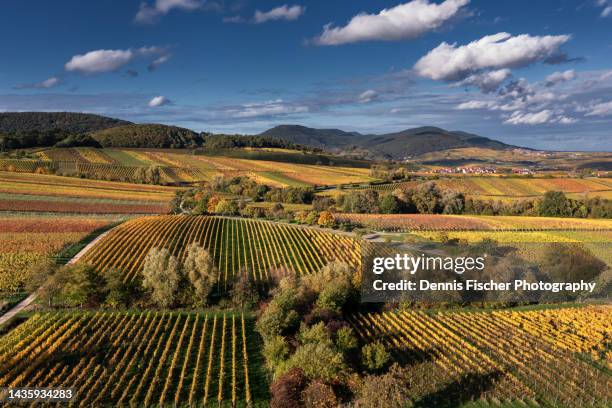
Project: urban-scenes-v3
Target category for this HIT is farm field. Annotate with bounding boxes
[349,305,611,407]
[0,171,174,214]
[0,311,267,407]
[335,213,612,232]
[1,147,377,187]
[0,214,120,292]
[351,176,612,200]
[80,215,361,287]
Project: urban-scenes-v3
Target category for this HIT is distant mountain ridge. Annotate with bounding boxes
[0,112,130,133]
[259,125,518,159]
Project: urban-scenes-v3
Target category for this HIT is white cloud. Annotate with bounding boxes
[359,89,378,103]
[314,0,468,45]
[457,69,511,93]
[254,5,305,24]
[503,109,576,125]
[583,101,612,117]
[65,47,169,74]
[148,95,171,107]
[65,50,134,74]
[414,32,571,81]
[148,55,171,71]
[597,0,612,17]
[135,0,203,24]
[221,99,308,118]
[545,69,576,87]
[456,100,497,110]
[15,76,60,90]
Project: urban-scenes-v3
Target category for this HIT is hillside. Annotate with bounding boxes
[0,112,129,133]
[91,124,203,148]
[259,125,517,159]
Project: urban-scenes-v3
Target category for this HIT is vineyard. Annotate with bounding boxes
[334,213,612,232]
[353,177,612,200]
[0,147,376,187]
[0,171,174,214]
[80,215,361,287]
[0,214,118,292]
[349,305,611,407]
[0,311,266,407]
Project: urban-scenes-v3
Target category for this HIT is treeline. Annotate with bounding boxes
[322,182,611,218]
[90,124,203,148]
[201,134,318,152]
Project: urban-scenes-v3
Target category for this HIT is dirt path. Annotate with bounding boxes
[0,228,114,327]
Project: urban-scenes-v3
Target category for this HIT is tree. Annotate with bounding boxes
[441,189,465,214]
[335,326,358,351]
[231,268,259,309]
[182,243,216,305]
[104,267,137,308]
[411,182,441,214]
[355,364,411,408]
[539,191,571,217]
[263,335,290,371]
[361,341,390,372]
[279,342,347,382]
[301,381,338,408]
[141,247,180,308]
[270,368,307,408]
[379,194,400,214]
[215,199,239,215]
[317,211,335,228]
[207,195,220,213]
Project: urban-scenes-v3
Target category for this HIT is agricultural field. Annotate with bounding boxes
[351,176,612,200]
[349,305,611,407]
[80,215,361,287]
[335,213,612,232]
[0,311,267,407]
[1,147,376,187]
[0,214,120,292]
[0,171,175,214]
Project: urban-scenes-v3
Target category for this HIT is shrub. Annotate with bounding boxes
[335,326,358,352]
[280,343,347,382]
[270,368,308,408]
[355,364,411,408]
[361,341,390,372]
[301,380,338,408]
[298,322,332,346]
[264,335,290,371]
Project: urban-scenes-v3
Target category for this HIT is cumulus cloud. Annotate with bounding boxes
[456,69,511,93]
[148,95,171,107]
[135,0,203,24]
[254,5,305,23]
[65,47,169,74]
[414,32,571,81]
[15,76,61,90]
[313,0,468,45]
[545,69,576,87]
[359,89,378,103]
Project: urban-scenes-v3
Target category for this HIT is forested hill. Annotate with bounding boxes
[0,112,129,133]
[91,124,203,148]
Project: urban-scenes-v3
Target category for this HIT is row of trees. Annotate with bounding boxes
[325,183,611,218]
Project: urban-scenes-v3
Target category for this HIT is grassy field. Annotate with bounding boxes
[0,311,268,407]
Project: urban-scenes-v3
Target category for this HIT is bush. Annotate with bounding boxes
[361,341,390,372]
[270,368,308,408]
[280,342,347,382]
[264,335,290,371]
[335,326,358,352]
[298,322,332,346]
[355,364,411,408]
[301,380,338,408]
[316,280,351,312]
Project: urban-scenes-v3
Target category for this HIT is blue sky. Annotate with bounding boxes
[1,0,611,150]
